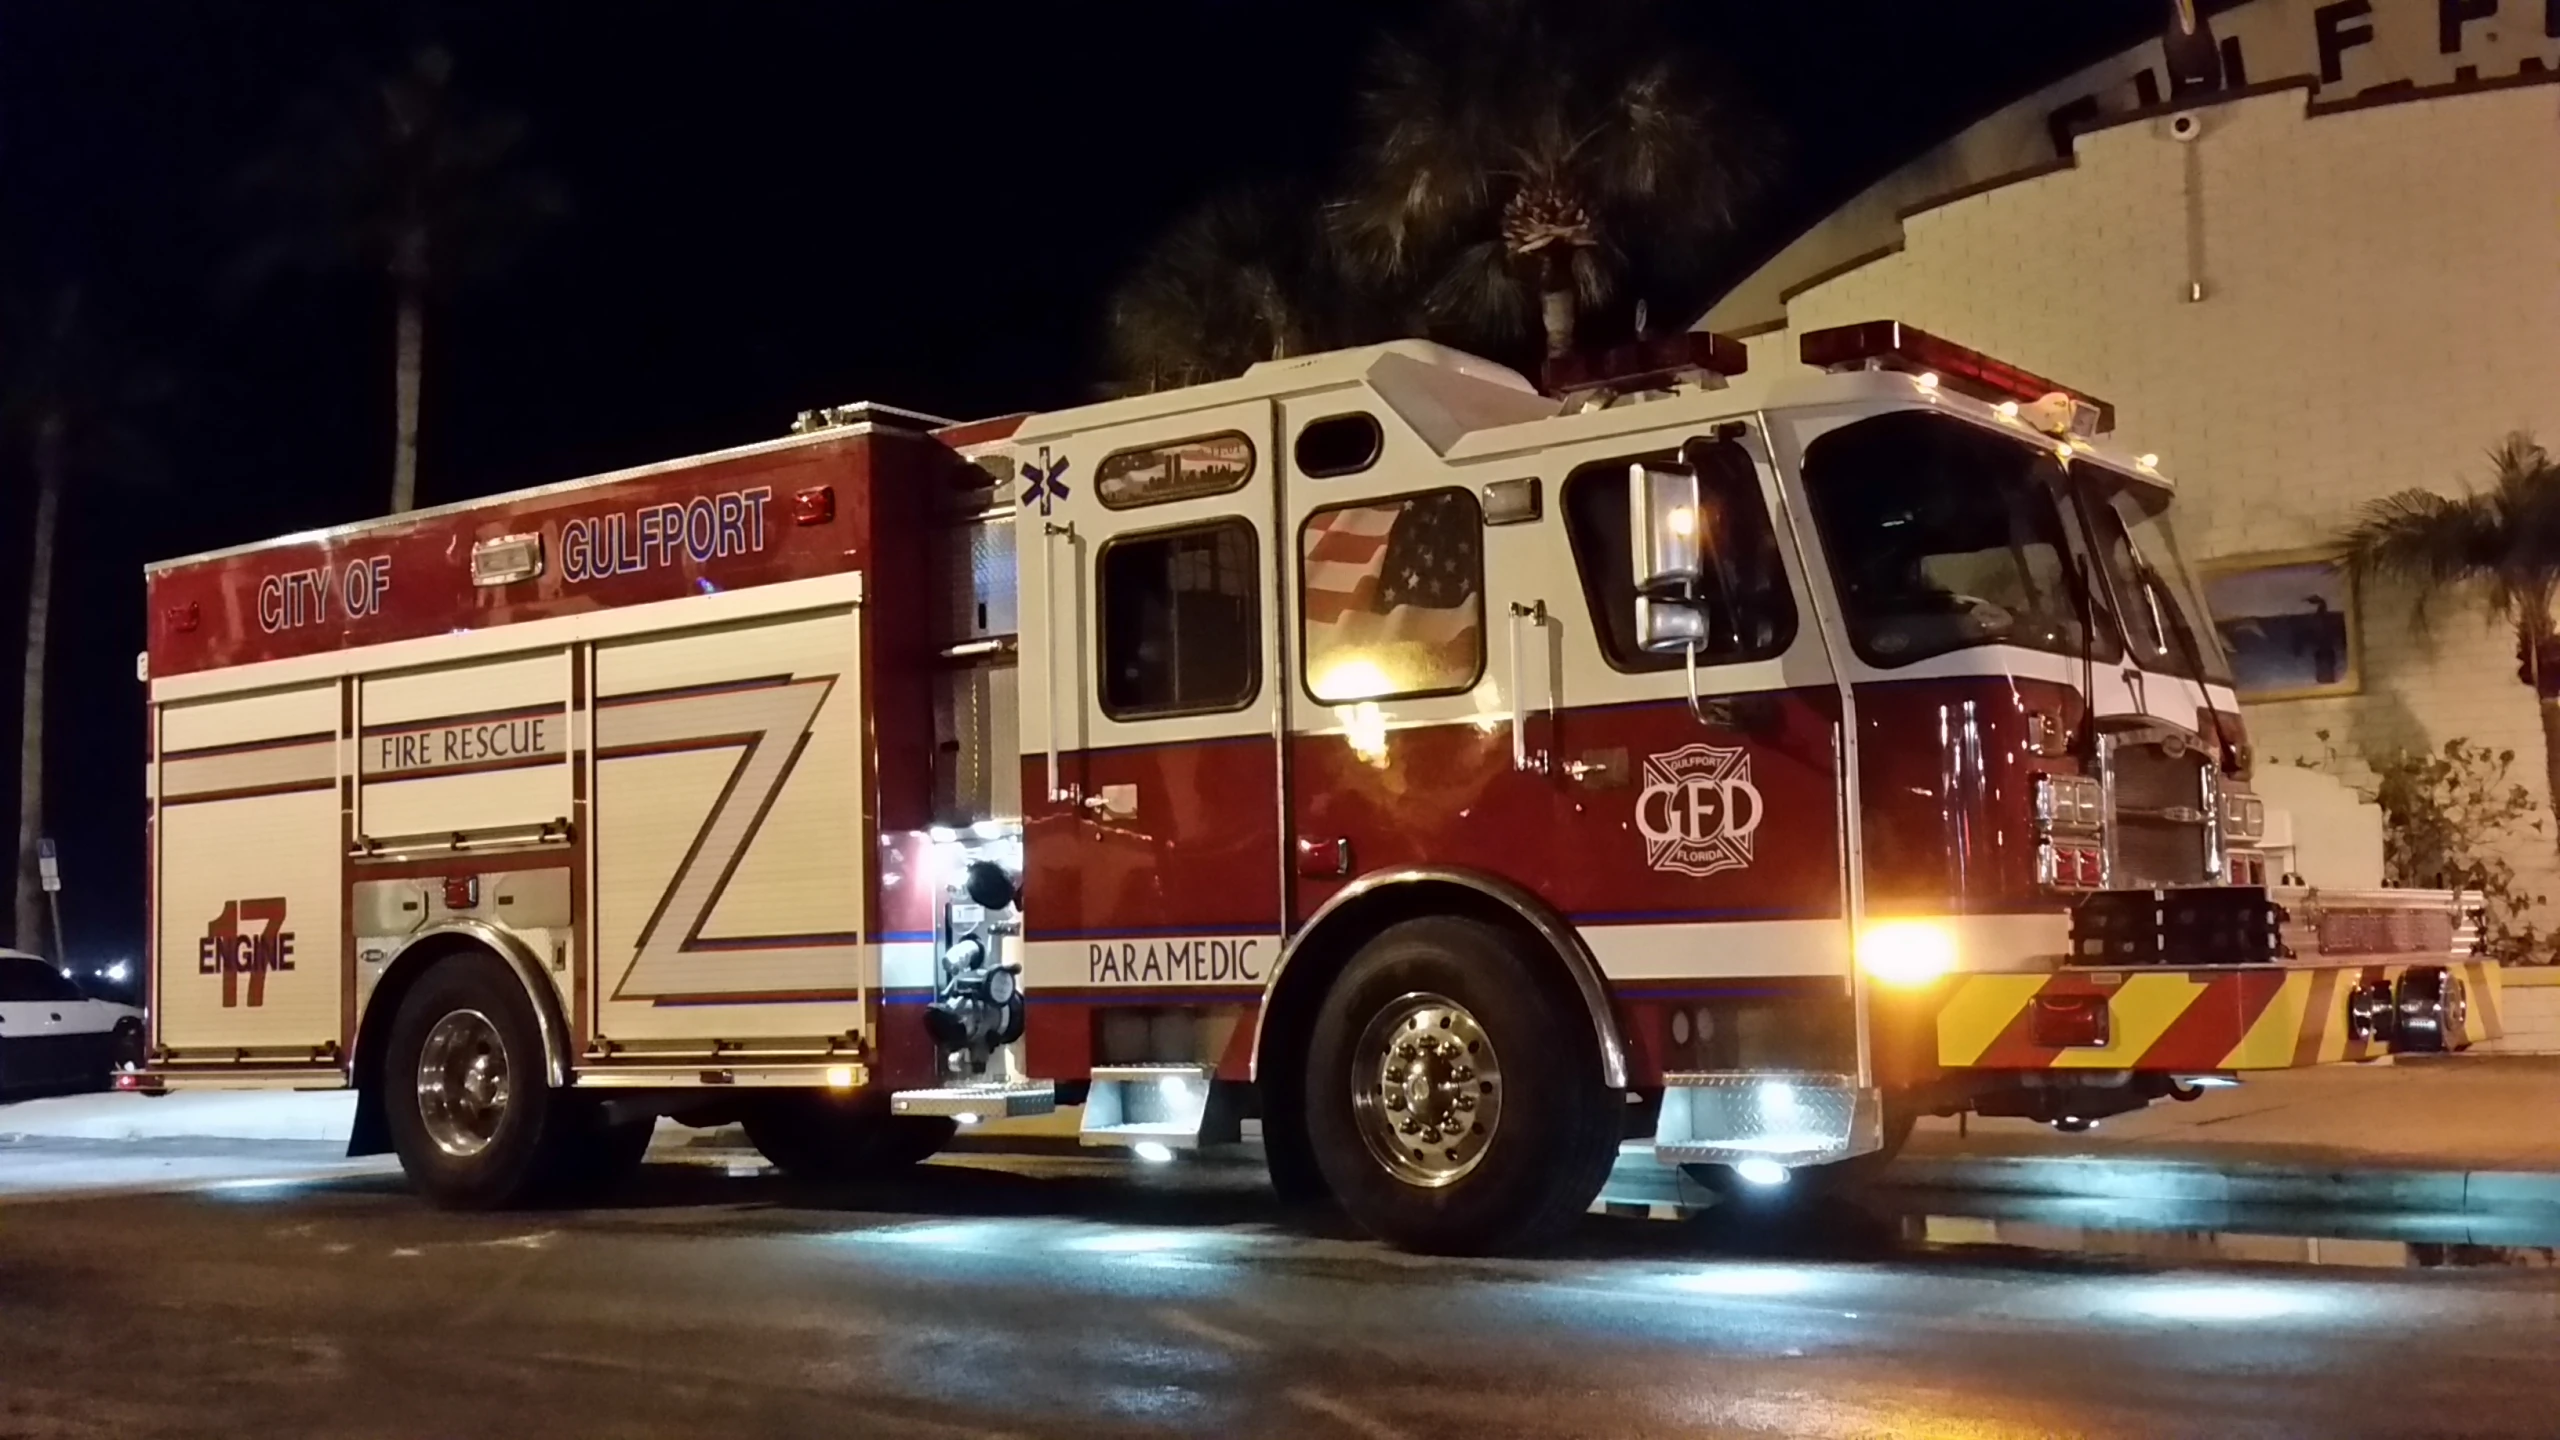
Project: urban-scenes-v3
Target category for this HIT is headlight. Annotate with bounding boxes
[2220,790,2266,841]
[1859,919,1956,987]
[2034,773,2103,834]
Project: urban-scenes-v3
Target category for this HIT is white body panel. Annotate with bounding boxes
[148,571,872,1078]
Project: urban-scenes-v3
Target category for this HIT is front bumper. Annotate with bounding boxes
[1932,885,2497,1071]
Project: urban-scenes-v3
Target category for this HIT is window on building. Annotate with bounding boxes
[1097,520,1261,719]
[1301,489,1485,703]
[1294,413,1383,478]
[1562,441,1797,671]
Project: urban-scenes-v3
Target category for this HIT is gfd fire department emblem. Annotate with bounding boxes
[1635,743,1764,878]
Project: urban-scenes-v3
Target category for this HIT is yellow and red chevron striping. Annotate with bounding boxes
[1936,960,2503,1071]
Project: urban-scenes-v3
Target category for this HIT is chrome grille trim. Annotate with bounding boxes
[2102,729,2217,887]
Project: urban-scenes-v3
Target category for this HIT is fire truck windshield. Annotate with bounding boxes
[2076,471,2233,685]
[1799,410,2114,670]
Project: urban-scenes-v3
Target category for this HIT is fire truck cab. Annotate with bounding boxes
[140,322,2498,1253]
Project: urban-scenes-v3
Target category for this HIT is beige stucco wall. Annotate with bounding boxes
[1705,0,2560,334]
[1748,79,2560,919]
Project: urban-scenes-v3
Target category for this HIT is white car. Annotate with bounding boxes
[0,948,144,1096]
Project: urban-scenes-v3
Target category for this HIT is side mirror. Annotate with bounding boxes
[1636,596,1707,654]
[1629,461,1705,600]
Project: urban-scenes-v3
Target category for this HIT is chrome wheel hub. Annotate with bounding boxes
[416,1010,511,1158]
[1352,992,1501,1188]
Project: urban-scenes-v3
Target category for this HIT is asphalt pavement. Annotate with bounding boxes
[4,1144,2559,1439]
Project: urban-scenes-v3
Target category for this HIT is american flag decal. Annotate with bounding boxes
[1302,493,1483,700]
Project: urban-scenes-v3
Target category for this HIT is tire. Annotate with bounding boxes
[109,1019,146,1073]
[1260,1100,1333,1210]
[382,951,571,1210]
[1303,916,1620,1255]
[742,1091,956,1182]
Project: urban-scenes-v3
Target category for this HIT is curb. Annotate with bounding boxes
[1885,1155,2560,1215]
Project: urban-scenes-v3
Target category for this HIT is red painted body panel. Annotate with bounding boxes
[1019,736,1283,941]
[147,429,957,679]
[1290,692,1844,925]
[1851,676,2084,916]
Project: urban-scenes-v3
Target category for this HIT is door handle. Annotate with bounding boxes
[1507,600,1553,774]
[1563,748,1628,788]
[1295,836,1352,878]
[1039,519,1079,805]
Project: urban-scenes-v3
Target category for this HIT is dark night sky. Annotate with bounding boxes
[0,1,2166,961]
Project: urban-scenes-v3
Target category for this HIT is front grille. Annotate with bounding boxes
[2109,737,2212,886]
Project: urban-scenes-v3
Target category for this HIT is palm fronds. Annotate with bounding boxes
[2339,433,2560,635]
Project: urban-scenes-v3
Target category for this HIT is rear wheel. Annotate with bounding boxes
[382,953,571,1209]
[742,1091,957,1182]
[1304,917,1619,1255]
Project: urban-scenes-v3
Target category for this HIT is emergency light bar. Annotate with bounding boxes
[1543,330,1747,398]
[1800,320,2116,436]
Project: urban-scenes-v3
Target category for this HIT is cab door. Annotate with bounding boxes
[1510,424,1853,993]
[1279,405,1854,1079]
[1014,400,1285,1028]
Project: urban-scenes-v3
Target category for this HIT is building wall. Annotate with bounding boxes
[1705,0,2560,333]
[1751,78,2560,924]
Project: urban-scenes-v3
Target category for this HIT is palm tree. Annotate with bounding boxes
[237,44,564,514]
[1328,0,1766,364]
[1103,184,1351,394]
[2339,433,2560,840]
[2,286,159,955]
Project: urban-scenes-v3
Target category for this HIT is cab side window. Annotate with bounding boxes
[1096,520,1261,719]
[1562,444,1797,671]
[1300,489,1485,703]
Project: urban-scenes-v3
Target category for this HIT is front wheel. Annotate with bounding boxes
[1304,917,1620,1255]
[382,952,572,1209]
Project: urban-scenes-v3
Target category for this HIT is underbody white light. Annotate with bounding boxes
[824,1065,855,1090]
[1132,1141,1176,1165]
[1662,1265,1816,1298]
[927,825,959,844]
[954,1112,981,1126]
[1733,1157,1790,1188]
[2175,1075,2241,1089]
[1068,1228,1210,1255]
[2117,1280,2327,1324]
[969,819,1007,840]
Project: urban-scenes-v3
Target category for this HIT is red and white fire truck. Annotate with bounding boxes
[138,322,2501,1252]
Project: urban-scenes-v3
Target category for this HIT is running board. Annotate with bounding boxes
[1080,1064,1236,1149]
[1649,1071,1882,1168]
[889,1080,1056,1120]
